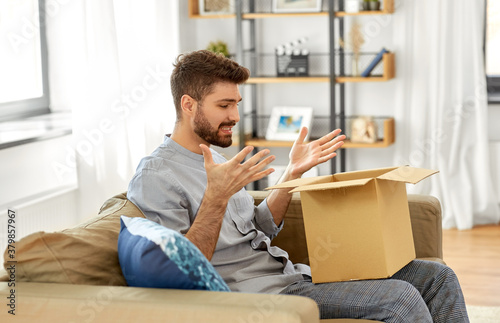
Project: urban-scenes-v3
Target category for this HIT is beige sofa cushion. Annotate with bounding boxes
[2,193,145,285]
[0,282,321,323]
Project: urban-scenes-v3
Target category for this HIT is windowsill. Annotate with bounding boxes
[0,111,72,150]
[488,95,500,104]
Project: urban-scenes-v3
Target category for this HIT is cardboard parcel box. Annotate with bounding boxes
[268,166,438,283]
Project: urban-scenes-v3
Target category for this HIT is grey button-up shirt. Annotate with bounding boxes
[128,136,309,293]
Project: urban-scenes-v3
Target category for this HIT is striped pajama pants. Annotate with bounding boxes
[280,259,469,322]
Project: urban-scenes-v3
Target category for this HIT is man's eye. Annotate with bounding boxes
[220,105,229,108]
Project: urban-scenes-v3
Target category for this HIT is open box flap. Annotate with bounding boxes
[376,166,439,184]
[266,175,334,190]
[290,178,373,193]
[332,166,398,181]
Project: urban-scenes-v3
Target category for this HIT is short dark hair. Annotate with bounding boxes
[170,50,250,121]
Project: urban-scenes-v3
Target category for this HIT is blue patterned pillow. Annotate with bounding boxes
[117,216,230,291]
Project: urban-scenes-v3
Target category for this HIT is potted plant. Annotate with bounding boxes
[369,0,380,11]
[206,40,230,58]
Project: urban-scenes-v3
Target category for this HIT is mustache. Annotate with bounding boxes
[219,121,237,128]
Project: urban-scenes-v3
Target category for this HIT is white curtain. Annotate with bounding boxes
[47,0,179,220]
[393,0,500,229]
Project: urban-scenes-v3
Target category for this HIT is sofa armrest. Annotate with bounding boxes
[407,194,443,259]
[248,191,443,265]
[0,282,319,323]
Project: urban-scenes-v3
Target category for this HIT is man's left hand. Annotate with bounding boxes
[287,127,345,179]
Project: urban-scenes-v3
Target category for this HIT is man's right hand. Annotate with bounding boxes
[186,145,275,261]
[200,144,276,202]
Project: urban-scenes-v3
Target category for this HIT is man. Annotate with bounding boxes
[128,50,469,322]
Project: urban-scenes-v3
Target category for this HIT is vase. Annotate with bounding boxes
[352,56,360,76]
[369,1,380,11]
[362,2,370,11]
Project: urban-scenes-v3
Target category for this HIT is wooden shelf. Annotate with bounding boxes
[188,0,394,19]
[246,76,330,84]
[244,12,327,19]
[337,52,395,83]
[246,52,395,84]
[240,118,395,149]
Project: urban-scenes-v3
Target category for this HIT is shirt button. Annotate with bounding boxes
[251,242,257,248]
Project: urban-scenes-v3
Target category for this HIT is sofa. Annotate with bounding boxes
[0,191,444,322]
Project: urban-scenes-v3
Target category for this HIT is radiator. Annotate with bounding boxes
[0,187,79,256]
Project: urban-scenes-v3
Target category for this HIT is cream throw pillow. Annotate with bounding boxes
[2,193,145,286]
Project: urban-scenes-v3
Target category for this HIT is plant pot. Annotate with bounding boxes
[362,2,370,10]
[369,1,380,11]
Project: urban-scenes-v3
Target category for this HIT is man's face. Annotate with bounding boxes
[193,82,241,148]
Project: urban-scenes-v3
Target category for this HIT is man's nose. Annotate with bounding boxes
[230,105,240,123]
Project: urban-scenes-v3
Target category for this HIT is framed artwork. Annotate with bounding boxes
[266,106,313,141]
[199,0,234,15]
[272,0,322,13]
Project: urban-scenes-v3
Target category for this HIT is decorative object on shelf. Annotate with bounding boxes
[339,22,365,76]
[361,47,388,77]
[199,0,234,15]
[345,0,361,13]
[265,106,313,141]
[362,0,370,11]
[369,0,381,11]
[272,0,322,13]
[350,116,378,143]
[275,37,309,77]
[206,40,230,58]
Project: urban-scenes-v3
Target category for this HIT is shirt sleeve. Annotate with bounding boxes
[127,167,193,235]
[252,197,284,239]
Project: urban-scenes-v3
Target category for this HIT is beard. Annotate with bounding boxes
[193,106,235,148]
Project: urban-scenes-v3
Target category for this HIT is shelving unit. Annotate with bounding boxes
[188,0,394,18]
[243,117,395,148]
[188,0,395,180]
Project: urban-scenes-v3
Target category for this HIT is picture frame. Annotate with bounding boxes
[266,106,313,141]
[199,0,234,16]
[272,0,322,13]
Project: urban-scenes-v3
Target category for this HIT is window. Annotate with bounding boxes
[486,0,500,103]
[0,0,50,120]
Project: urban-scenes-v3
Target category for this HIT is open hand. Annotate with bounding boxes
[200,145,276,201]
[287,127,345,178]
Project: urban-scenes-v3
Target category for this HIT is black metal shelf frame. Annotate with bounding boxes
[236,0,353,183]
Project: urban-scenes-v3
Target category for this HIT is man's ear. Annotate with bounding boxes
[180,94,196,117]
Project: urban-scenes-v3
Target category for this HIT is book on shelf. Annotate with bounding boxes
[361,48,388,77]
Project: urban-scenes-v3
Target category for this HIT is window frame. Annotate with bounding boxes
[485,0,500,104]
[0,0,50,121]
[487,76,500,103]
